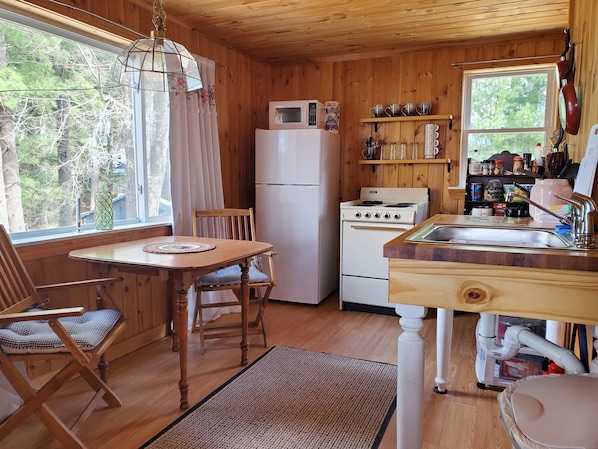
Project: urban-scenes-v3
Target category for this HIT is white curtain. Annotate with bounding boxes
[168,55,239,331]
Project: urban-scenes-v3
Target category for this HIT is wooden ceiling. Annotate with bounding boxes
[161,0,570,63]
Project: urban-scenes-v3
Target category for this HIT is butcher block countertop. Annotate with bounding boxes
[383,214,598,272]
[383,214,598,324]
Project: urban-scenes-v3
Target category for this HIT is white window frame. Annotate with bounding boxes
[458,64,557,186]
[0,8,171,242]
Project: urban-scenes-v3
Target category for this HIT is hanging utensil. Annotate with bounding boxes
[546,152,565,178]
[558,43,580,135]
[553,126,564,150]
[555,28,572,88]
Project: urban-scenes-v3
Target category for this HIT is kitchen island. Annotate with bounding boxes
[384,214,598,449]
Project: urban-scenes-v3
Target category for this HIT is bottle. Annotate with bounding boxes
[95,184,114,230]
[533,142,543,172]
[468,149,482,175]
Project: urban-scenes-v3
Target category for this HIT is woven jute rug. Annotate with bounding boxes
[140,346,397,449]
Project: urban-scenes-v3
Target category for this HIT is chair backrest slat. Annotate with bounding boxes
[0,225,40,312]
[192,208,256,243]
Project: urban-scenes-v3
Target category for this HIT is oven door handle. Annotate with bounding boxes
[350,225,410,232]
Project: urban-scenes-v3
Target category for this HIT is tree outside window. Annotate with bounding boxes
[461,66,557,163]
[0,13,171,237]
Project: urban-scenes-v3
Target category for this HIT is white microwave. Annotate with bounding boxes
[268,100,325,130]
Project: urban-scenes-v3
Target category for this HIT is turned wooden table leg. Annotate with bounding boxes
[174,280,189,410]
[240,260,250,366]
[395,304,427,449]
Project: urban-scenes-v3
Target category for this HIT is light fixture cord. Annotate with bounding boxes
[152,0,166,34]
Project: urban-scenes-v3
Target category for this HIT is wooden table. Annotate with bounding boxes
[384,214,598,449]
[69,235,272,410]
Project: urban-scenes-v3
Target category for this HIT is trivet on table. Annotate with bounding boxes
[142,242,215,254]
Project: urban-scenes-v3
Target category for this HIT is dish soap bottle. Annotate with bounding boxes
[95,184,114,230]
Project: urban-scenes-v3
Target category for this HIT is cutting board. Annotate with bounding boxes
[573,123,598,196]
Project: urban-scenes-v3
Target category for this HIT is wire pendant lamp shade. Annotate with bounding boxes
[114,0,202,92]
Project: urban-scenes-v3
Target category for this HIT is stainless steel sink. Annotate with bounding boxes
[405,223,574,249]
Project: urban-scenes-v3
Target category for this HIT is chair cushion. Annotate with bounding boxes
[0,309,122,354]
[197,261,270,287]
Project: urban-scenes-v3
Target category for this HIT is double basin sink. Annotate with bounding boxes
[405,222,576,249]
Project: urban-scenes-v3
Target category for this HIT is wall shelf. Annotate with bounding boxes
[359,158,451,165]
[359,158,452,173]
[360,114,453,132]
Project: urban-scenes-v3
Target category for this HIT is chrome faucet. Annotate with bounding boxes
[556,192,597,249]
[505,192,572,226]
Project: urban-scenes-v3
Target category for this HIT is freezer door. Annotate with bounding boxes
[256,129,337,185]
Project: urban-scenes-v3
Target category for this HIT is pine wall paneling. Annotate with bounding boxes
[267,33,565,216]
[569,0,598,197]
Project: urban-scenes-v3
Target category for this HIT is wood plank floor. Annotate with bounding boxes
[2,293,513,449]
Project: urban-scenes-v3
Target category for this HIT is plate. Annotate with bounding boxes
[142,242,216,254]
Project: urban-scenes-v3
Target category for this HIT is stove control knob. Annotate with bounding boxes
[393,213,401,220]
[355,212,361,218]
[374,212,381,219]
[384,213,391,219]
[364,212,371,219]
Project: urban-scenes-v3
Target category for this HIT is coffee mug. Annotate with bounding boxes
[369,104,384,117]
[417,102,432,116]
[385,103,401,117]
[424,145,439,159]
[401,103,416,116]
[424,123,439,133]
[425,131,439,140]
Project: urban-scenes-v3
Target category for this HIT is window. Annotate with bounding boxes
[461,65,557,168]
[0,10,171,240]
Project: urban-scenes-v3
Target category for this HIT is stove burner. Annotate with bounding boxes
[358,200,383,206]
[385,202,414,208]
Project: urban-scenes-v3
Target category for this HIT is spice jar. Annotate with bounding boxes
[513,156,523,174]
[493,159,504,175]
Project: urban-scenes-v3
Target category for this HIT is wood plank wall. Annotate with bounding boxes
[569,0,598,196]
[262,34,566,216]
[4,0,598,374]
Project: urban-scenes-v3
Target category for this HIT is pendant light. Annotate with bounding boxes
[114,0,201,92]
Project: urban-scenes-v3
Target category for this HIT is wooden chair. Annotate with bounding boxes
[191,208,276,354]
[0,224,127,449]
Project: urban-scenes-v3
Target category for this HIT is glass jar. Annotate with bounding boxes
[513,156,523,174]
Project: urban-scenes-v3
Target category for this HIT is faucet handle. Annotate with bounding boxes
[555,194,582,209]
[571,192,597,211]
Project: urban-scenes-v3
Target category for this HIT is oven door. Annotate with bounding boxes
[341,220,413,279]
[340,220,413,310]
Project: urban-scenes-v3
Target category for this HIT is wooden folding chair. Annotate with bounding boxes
[0,224,127,449]
[191,208,276,354]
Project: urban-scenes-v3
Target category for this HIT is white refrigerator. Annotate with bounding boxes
[255,128,340,304]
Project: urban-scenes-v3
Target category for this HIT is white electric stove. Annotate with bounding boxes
[339,187,429,313]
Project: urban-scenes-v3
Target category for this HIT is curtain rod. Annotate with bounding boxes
[452,54,561,67]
